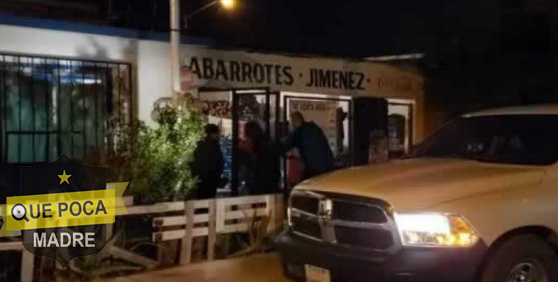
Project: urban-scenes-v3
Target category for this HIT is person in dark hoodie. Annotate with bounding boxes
[283,111,335,180]
[238,121,280,195]
[191,124,224,199]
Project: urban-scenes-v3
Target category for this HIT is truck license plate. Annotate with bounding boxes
[305,264,331,282]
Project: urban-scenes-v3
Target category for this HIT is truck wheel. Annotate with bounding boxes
[481,234,558,282]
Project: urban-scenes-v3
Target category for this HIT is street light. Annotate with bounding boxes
[170,0,236,97]
[186,0,236,26]
[220,0,235,9]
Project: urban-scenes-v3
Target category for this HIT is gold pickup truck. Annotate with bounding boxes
[277,105,558,282]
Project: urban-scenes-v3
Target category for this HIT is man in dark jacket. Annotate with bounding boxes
[283,112,335,180]
[191,124,224,199]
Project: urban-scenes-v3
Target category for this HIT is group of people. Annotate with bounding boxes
[190,111,335,199]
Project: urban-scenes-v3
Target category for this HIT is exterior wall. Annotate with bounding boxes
[136,40,172,125]
[0,23,426,141]
[0,24,137,62]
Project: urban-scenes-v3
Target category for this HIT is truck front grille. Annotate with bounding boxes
[332,200,388,223]
[334,226,395,250]
[289,190,400,252]
[291,217,322,239]
[291,196,319,214]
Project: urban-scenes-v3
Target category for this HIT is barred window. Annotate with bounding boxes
[0,54,132,165]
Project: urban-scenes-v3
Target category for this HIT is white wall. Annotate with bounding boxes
[0,24,164,124]
[136,40,172,125]
[0,24,193,125]
[0,24,137,62]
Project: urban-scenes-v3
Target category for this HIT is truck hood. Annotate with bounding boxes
[295,158,547,212]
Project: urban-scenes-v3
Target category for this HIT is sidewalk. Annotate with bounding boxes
[107,253,292,282]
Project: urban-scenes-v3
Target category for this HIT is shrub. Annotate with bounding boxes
[100,107,205,204]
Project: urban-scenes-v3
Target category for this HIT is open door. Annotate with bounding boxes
[352,97,389,166]
[282,95,352,188]
[388,102,414,158]
[231,88,280,195]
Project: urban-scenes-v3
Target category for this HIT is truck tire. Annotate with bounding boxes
[480,234,558,282]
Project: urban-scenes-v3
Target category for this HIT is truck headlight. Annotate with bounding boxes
[394,213,479,247]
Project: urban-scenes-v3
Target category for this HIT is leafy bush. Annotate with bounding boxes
[94,107,205,204]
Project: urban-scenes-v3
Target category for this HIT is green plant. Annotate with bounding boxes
[100,107,205,204]
[228,211,275,258]
[56,233,142,282]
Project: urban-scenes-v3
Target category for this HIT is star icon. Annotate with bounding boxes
[58,170,71,185]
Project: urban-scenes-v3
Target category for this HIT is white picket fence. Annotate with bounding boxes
[123,193,284,264]
[0,193,285,281]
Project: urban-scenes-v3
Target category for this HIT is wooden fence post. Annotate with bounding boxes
[267,195,276,232]
[206,200,217,261]
[153,219,164,265]
[216,199,226,233]
[180,201,195,264]
[275,194,285,230]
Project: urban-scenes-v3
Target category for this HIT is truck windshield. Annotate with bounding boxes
[408,115,558,165]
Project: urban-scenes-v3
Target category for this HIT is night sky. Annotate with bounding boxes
[42,0,556,61]
[94,0,557,66]
[69,0,558,121]
[9,0,558,118]
[87,0,436,57]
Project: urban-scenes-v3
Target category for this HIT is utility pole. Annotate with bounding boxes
[170,0,182,98]
[168,0,235,99]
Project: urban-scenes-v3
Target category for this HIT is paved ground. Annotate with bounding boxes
[107,253,292,282]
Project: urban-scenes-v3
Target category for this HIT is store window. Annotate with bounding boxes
[388,101,414,158]
[0,54,132,165]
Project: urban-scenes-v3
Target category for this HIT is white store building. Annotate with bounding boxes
[0,14,424,168]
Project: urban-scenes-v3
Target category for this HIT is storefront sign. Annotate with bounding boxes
[181,47,423,98]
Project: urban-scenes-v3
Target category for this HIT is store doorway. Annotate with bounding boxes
[388,100,414,158]
[196,88,280,196]
[196,88,415,195]
[231,88,280,196]
[282,95,352,189]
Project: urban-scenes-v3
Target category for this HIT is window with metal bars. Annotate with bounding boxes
[0,54,132,165]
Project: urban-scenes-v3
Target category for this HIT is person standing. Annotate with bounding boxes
[238,121,280,195]
[283,112,335,180]
[191,124,224,199]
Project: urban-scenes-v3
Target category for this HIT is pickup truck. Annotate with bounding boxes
[276,105,558,282]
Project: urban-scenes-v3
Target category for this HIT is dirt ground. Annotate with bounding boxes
[106,253,293,282]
